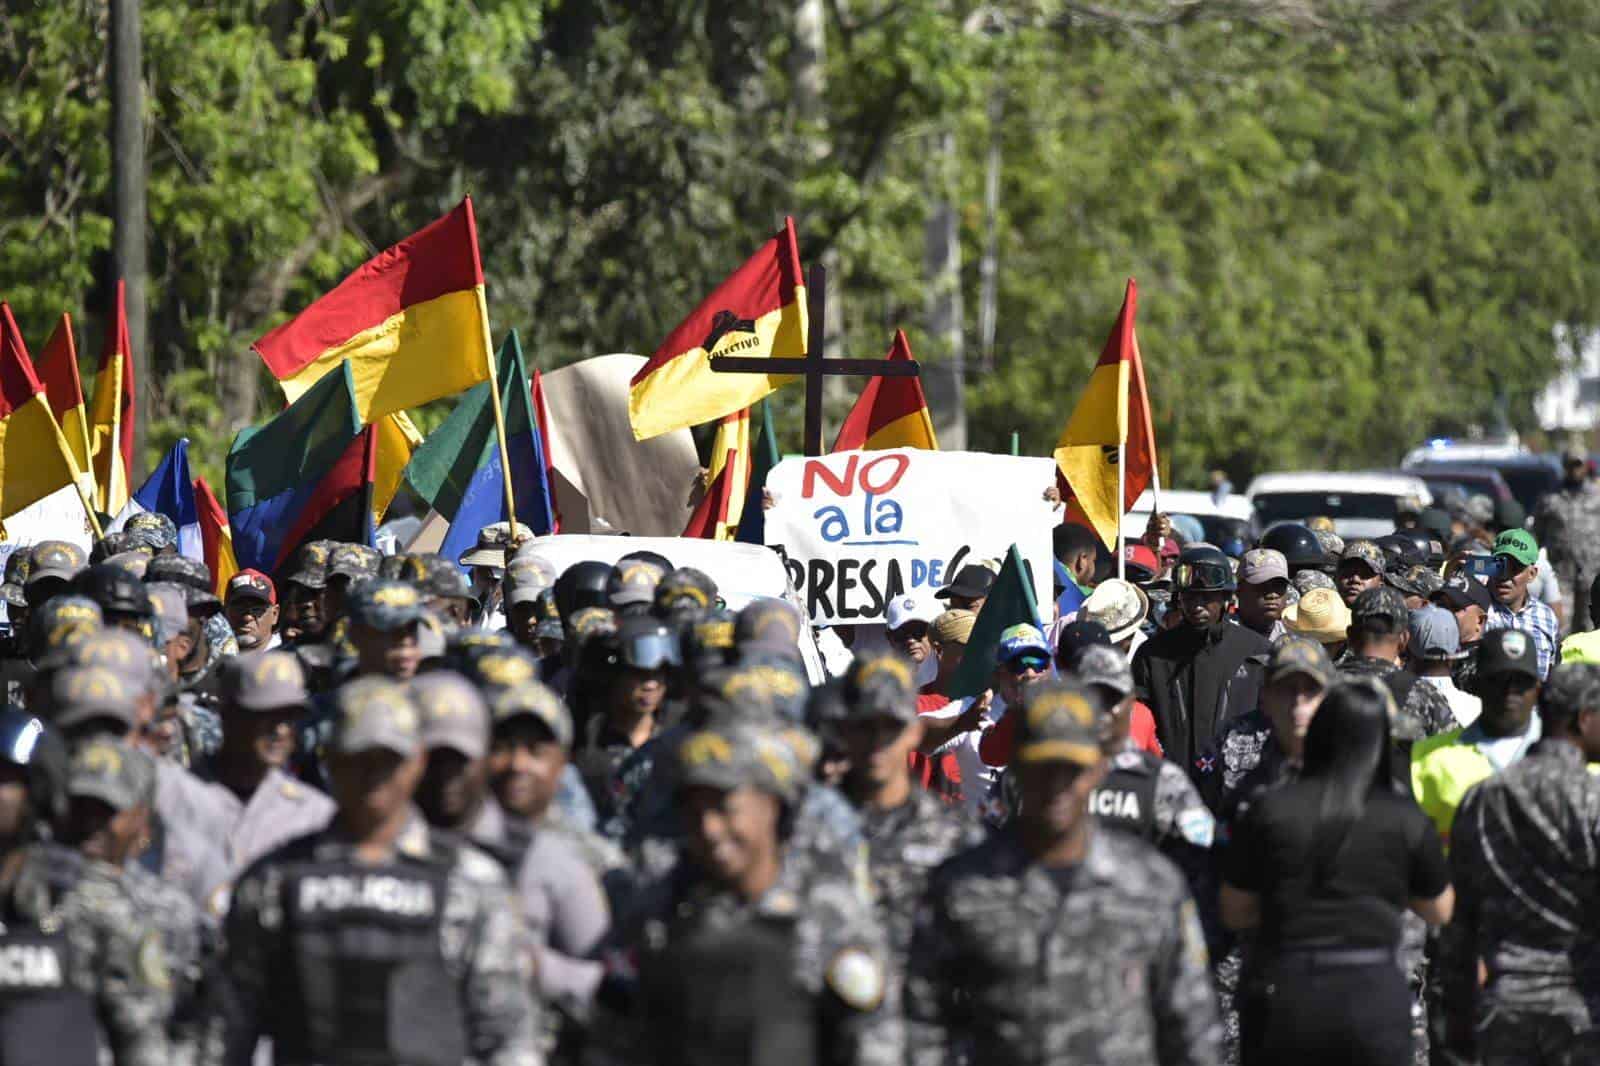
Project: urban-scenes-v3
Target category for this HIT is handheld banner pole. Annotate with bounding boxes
[1116,440,1126,581]
[479,327,519,545]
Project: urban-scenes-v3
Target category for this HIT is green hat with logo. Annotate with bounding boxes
[1492,528,1539,568]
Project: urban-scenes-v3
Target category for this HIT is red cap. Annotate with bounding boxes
[226,568,277,606]
[1122,543,1160,574]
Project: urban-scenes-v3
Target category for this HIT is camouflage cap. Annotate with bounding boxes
[145,554,221,612]
[416,611,448,661]
[1238,548,1289,585]
[221,650,309,712]
[1305,516,1336,534]
[654,567,719,616]
[100,551,151,579]
[1338,540,1386,575]
[1313,529,1346,559]
[67,738,155,811]
[1070,644,1134,698]
[348,579,426,632]
[444,628,517,673]
[458,521,533,569]
[1266,637,1335,687]
[697,660,810,727]
[123,512,177,553]
[26,540,87,586]
[487,679,573,750]
[1016,680,1102,766]
[52,665,140,730]
[532,588,563,641]
[0,582,24,610]
[1385,563,1443,599]
[76,564,155,618]
[1351,585,1410,625]
[377,552,417,581]
[410,671,490,759]
[331,677,422,756]
[841,653,917,723]
[505,556,557,607]
[29,596,102,667]
[145,582,190,645]
[4,547,33,588]
[676,724,802,803]
[734,598,802,659]
[606,560,665,608]
[88,533,130,566]
[415,555,474,602]
[284,540,335,589]
[465,647,541,692]
[1293,569,1337,595]
[327,543,381,582]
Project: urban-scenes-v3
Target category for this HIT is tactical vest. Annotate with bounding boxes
[272,850,466,1066]
[639,909,816,1066]
[481,820,534,878]
[0,851,101,1066]
[1089,750,1160,839]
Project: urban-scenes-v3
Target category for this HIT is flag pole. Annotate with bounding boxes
[1117,440,1126,581]
[479,330,519,547]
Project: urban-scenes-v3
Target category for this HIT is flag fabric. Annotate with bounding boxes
[88,280,137,516]
[373,411,423,523]
[253,198,494,423]
[946,545,1042,700]
[114,439,202,562]
[226,362,375,573]
[0,304,87,520]
[629,217,808,441]
[1053,278,1158,549]
[735,400,781,544]
[36,313,95,488]
[683,408,752,541]
[529,367,561,533]
[193,476,238,597]
[831,330,938,452]
[404,330,556,569]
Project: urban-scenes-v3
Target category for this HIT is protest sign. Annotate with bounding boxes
[764,449,1057,625]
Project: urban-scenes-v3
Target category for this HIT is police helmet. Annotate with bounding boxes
[616,615,680,672]
[554,560,612,621]
[1172,544,1237,593]
[1374,532,1427,571]
[1259,523,1328,573]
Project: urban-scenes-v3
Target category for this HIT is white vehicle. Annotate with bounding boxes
[511,534,829,684]
[1119,489,1253,544]
[1247,472,1432,540]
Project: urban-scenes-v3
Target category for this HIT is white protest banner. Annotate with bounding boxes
[764,449,1058,625]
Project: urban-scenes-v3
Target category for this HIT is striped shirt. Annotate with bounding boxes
[1486,596,1559,680]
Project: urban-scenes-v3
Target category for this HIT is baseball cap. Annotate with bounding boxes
[1238,548,1289,585]
[348,579,426,632]
[695,660,810,727]
[1351,586,1409,625]
[734,599,802,658]
[145,583,189,645]
[410,671,490,759]
[487,680,573,750]
[29,596,102,668]
[1055,618,1112,667]
[221,650,309,712]
[936,564,995,602]
[1434,573,1492,613]
[100,552,150,579]
[52,665,139,731]
[458,522,532,569]
[145,555,221,613]
[504,556,557,606]
[327,544,381,582]
[1265,637,1335,687]
[930,609,976,647]
[1338,540,1386,575]
[676,725,801,803]
[1070,644,1133,698]
[1121,543,1160,584]
[226,569,277,606]
[464,647,541,691]
[67,739,155,812]
[606,560,665,608]
[1476,628,1539,682]
[841,653,917,723]
[1492,528,1539,568]
[283,540,334,589]
[1294,570,1336,595]
[1408,605,1466,662]
[1079,580,1148,644]
[654,568,718,616]
[415,556,474,603]
[123,512,176,553]
[1015,680,1102,766]
[1385,564,1435,599]
[995,623,1051,665]
[884,592,940,633]
[26,540,86,586]
[331,677,422,756]
[65,629,159,687]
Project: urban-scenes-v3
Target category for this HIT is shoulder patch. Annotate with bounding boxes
[1176,807,1215,849]
[137,932,170,991]
[207,882,233,919]
[826,947,886,1012]
[280,780,302,800]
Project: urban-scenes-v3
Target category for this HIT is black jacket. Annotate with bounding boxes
[1131,620,1270,812]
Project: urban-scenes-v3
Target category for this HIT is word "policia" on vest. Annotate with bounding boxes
[0,943,64,987]
[1089,788,1142,821]
[297,875,437,916]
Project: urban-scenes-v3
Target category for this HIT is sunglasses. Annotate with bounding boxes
[1004,653,1051,676]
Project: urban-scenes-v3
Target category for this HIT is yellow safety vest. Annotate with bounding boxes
[1410,728,1494,846]
[1561,629,1600,666]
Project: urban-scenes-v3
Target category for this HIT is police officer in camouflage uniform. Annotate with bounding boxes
[1536,446,1600,635]
[592,721,900,1066]
[834,653,984,973]
[1339,586,1457,747]
[905,677,1221,1066]
[220,675,541,1066]
[0,548,33,706]
[1215,639,1334,823]
[1445,662,1600,1064]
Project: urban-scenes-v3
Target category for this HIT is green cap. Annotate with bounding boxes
[1492,528,1539,568]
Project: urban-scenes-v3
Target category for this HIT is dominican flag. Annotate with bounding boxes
[112,438,202,561]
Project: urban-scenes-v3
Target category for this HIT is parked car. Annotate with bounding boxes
[1119,488,1253,547]
[1246,472,1432,540]
[1392,464,1513,509]
[1406,457,1558,518]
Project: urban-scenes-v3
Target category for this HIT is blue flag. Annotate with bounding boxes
[121,438,202,562]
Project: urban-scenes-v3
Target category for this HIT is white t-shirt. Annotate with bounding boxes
[1421,674,1481,729]
[921,694,998,819]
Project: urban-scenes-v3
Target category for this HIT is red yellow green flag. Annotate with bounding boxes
[253,198,493,423]
[831,329,939,452]
[88,280,137,516]
[372,410,422,523]
[0,303,88,519]
[630,218,807,440]
[193,475,238,597]
[682,407,752,541]
[36,312,95,494]
[1053,279,1158,548]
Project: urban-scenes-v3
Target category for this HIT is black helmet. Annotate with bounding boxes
[1260,523,1328,573]
[553,560,613,621]
[1375,531,1429,571]
[615,615,680,671]
[75,564,155,618]
[1173,544,1236,592]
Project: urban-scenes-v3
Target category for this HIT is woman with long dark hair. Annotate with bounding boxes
[1220,678,1454,1065]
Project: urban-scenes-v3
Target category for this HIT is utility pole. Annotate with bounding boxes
[110,0,148,480]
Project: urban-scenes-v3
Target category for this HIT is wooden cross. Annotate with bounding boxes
[709,264,922,456]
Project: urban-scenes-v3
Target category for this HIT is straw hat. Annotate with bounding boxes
[1079,579,1149,644]
[1281,588,1351,644]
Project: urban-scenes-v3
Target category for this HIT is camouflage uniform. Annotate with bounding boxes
[1535,478,1600,633]
[1338,655,1457,741]
[857,784,985,968]
[0,843,172,1066]
[904,826,1221,1066]
[123,863,210,1064]
[1447,738,1600,1065]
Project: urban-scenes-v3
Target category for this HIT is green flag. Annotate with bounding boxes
[945,544,1041,699]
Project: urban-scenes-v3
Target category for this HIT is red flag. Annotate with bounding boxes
[193,476,238,597]
[831,330,939,452]
[88,280,137,514]
[529,368,561,534]
[682,409,752,540]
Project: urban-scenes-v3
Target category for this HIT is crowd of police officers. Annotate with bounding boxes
[0,491,1597,1066]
